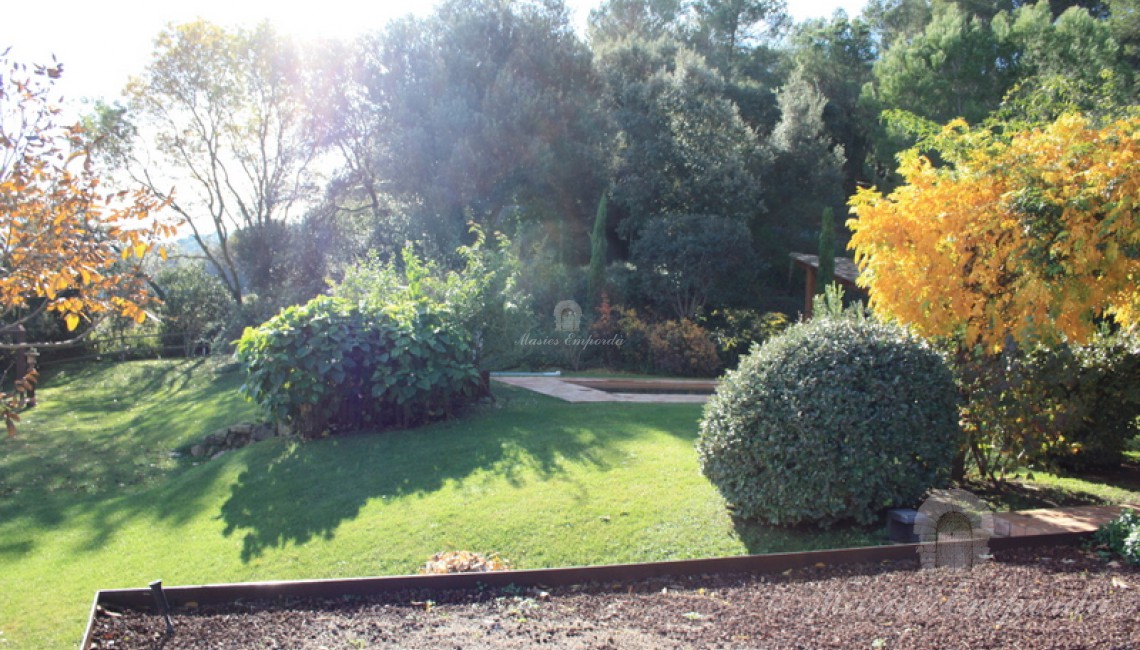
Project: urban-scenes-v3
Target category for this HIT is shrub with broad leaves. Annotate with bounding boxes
[959,330,1140,479]
[700,308,789,369]
[1047,332,1140,471]
[235,296,480,438]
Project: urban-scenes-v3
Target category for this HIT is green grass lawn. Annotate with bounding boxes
[0,359,879,649]
[3,359,1137,649]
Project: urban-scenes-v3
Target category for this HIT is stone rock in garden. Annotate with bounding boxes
[251,425,274,442]
[231,423,254,436]
[190,445,206,458]
[276,423,293,437]
[204,430,228,446]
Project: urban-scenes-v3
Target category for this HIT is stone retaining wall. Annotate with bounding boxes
[189,422,292,460]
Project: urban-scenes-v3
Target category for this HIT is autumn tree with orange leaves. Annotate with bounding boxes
[848,114,1140,480]
[848,113,1140,351]
[1,52,176,434]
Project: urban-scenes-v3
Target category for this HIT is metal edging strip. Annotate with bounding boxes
[82,530,1093,648]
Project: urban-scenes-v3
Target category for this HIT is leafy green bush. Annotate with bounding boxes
[697,314,961,527]
[587,297,652,372]
[155,263,236,356]
[235,296,480,438]
[1093,508,1140,565]
[959,330,1140,478]
[1049,332,1140,470]
[616,308,652,372]
[700,308,789,369]
[649,319,721,377]
[336,228,532,371]
[598,261,639,307]
[630,213,754,320]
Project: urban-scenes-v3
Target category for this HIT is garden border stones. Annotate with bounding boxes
[187,422,292,460]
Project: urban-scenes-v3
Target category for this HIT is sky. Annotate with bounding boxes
[1,0,867,107]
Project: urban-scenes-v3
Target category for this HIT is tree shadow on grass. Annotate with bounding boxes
[963,477,1129,512]
[69,457,234,553]
[0,539,34,558]
[219,396,702,562]
[730,515,889,556]
[0,449,236,556]
[0,358,255,550]
[1056,460,1140,495]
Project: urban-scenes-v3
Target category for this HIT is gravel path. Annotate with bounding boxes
[89,545,1140,649]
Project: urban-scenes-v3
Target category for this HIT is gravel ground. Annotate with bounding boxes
[89,545,1139,650]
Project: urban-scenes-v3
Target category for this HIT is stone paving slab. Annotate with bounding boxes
[491,376,710,403]
[994,504,1139,537]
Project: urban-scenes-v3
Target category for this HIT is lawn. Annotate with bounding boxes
[3,359,1137,649]
[0,359,878,649]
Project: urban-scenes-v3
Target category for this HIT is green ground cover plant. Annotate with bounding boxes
[1092,508,1140,565]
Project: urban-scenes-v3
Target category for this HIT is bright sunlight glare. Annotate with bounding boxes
[2,0,865,107]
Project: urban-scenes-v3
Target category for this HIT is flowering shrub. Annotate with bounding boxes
[649,319,721,377]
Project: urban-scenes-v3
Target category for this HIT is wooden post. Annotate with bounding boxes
[1,325,28,380]
[803,266,816,320]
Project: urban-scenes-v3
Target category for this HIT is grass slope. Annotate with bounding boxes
[0,359,881,649]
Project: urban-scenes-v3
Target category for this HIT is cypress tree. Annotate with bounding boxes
[588,190,609,306]
[817,206,835,293]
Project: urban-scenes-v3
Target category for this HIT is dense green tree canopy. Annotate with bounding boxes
[790,14,876,193]
[761,71,846,258]
[597,38,766,238]
[863,0,933,49]
[55,0,1140,355]
[630,213,755,318]
[872,3,1016,124]
[352,0,605,258]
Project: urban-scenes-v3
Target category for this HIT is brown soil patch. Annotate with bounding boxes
[89,545,1139,649]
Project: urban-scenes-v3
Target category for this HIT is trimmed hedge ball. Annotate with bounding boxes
[697,316,961,527]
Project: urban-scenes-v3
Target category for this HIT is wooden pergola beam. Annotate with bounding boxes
[788,253,862,319]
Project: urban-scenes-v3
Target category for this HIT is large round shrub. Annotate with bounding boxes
[697,316,961,527]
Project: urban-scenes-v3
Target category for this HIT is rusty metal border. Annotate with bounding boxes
[81,531,1088,648]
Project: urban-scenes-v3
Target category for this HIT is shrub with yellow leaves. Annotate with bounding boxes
[848,113,1140,351]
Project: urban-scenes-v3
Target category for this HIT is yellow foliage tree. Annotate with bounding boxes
[1,54,177,434]
[848,113,1140,350]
